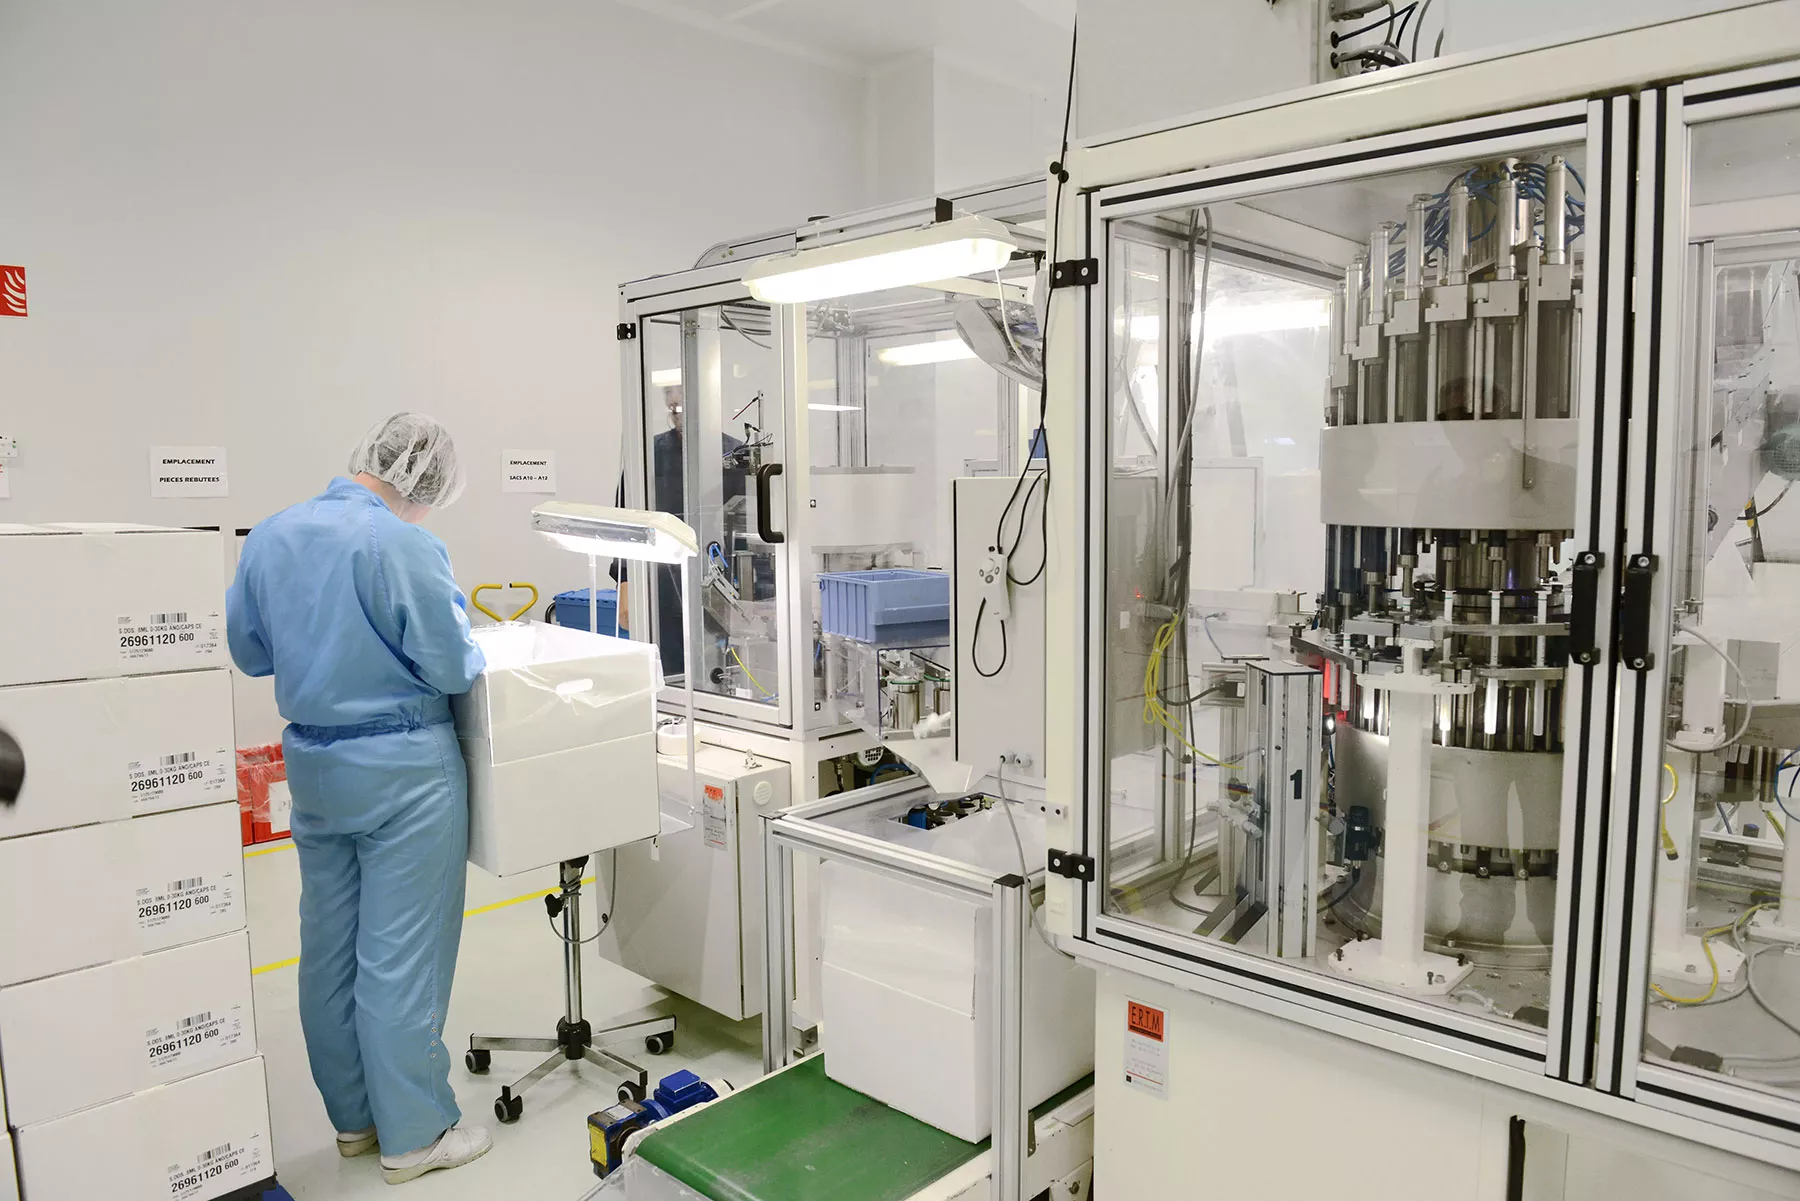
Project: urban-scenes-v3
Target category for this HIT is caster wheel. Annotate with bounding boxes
[466,1049,491,1075]
[495,1093,523,1124]
[617,1079,646,1104]
[645,1031,674,1055]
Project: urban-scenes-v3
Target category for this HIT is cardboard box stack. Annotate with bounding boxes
[0,525,276,1201]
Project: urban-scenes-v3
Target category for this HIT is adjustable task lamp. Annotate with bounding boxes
[530,502,702,799]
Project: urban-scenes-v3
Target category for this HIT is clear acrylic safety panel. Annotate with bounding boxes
[803,287,1020,727]
[1098,137,1593,1039]
[1636,97,1800,1111]
[638,301,786,711]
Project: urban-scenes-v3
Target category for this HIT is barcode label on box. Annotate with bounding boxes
[135,871,236,930]
[125,747,230,810]
[144,1005,245,1072]
[167,1135,264,1200]
[117,610,223,667]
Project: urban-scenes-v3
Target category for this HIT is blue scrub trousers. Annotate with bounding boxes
[283,718,468,1158]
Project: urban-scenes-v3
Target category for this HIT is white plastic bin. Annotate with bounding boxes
[819,806,1095,1141]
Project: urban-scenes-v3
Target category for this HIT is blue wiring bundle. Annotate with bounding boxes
[1384,161,1587,279]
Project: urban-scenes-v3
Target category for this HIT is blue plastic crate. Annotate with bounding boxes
[818,569,950,645]
[552,587,626,636]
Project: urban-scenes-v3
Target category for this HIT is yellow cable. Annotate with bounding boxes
[1141,612,1240,767]
[729,647,770,697]
[1768,807,1788,841]
[1650,904,1776,1006]
[1659,762,1680,861]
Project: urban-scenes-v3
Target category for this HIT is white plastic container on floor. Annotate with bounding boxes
[0,1131,16,1201]
[0,802,245,987]
[0,525,226,688]
[455,622,660,876]
[819,806,1096,1142]
[0,931,257,1125]
[0,669,236,841]
[11,1056,273,1201]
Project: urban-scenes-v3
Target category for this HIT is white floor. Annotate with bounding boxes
[245,842,763,1199]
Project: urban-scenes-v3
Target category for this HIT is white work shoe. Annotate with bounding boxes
[336,1127,379,1157]
[380,1125,493,1185]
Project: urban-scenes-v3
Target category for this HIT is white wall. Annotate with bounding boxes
[1075,0,1319,140]
[0,0,867,741]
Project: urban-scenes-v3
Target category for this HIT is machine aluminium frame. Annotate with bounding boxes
[614,177,1045,738]
[1036,3,1800,1173]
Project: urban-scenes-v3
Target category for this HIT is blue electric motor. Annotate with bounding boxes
[588,1070,729,1179]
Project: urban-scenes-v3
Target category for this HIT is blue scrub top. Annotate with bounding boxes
[227,477,486,734]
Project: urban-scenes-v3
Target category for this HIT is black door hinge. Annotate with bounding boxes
[1047,849,1095,882]
[616,322,637,341]
[1568,550,1604,666]
[1620,553,1658,671]
[1049,258,1098,289]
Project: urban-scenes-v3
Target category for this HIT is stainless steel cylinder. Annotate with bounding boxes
[1405,195,1428,299]
[1545,156,1568,266]
[1370,224,1394,322]
[1344,257,1367,354]
[1446,181,1470,285]
[1496,168,1519,280]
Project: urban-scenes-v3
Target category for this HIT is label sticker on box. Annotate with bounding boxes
[1124,999,1168,1099]
[703,784,728,850]
[117,611,223,667]
[136,872,237,931]
[167,1136,264,1200]
[144,1005,247,1074]
[125,748,232,810]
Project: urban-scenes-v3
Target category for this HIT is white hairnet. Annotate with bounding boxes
[348,413,466,508]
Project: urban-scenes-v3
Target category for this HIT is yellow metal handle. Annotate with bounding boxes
[471,581,540,624]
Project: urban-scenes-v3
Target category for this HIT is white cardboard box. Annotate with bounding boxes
[0,1131,16,1201]
[0,931,256,1125]
[13,1056,273,1201]
[0,802,245,987]
[0,670,236,841]
[455,623,661,876]
[819,809,1096,1142]
[0,524,226,688]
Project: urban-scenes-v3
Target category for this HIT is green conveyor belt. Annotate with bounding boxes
[635,1055,1093,1201]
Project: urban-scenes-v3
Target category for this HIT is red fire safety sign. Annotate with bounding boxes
[0,267,25,317]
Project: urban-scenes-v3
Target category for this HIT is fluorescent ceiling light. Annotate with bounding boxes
[743,216,1019,304]
[531,503,698,563]
[877,339,978,367]
[649,368,682,387]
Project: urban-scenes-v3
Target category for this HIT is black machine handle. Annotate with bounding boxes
[0,726,23,806]
[1620,553,1659,672]
[1568,550,1604,667]
[756,463,786,545]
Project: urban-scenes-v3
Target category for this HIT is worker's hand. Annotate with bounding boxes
[618,586,630,631]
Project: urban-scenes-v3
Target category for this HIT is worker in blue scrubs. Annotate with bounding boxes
[228,414,491,1186]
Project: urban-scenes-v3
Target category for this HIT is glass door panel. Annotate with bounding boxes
[1097,134,1595,1041]
[638,301,788,718]
[1637,96,1800,1115]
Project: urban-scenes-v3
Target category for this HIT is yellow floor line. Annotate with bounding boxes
[245,840,295,858]
[251,877,596,976]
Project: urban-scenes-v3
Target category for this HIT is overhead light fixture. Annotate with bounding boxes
[742,216,1019,304]
[649,369,682,387]
[877,339,979,367]
[531,503,698,564]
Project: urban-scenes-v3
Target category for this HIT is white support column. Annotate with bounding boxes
[1328,644,1472,995]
